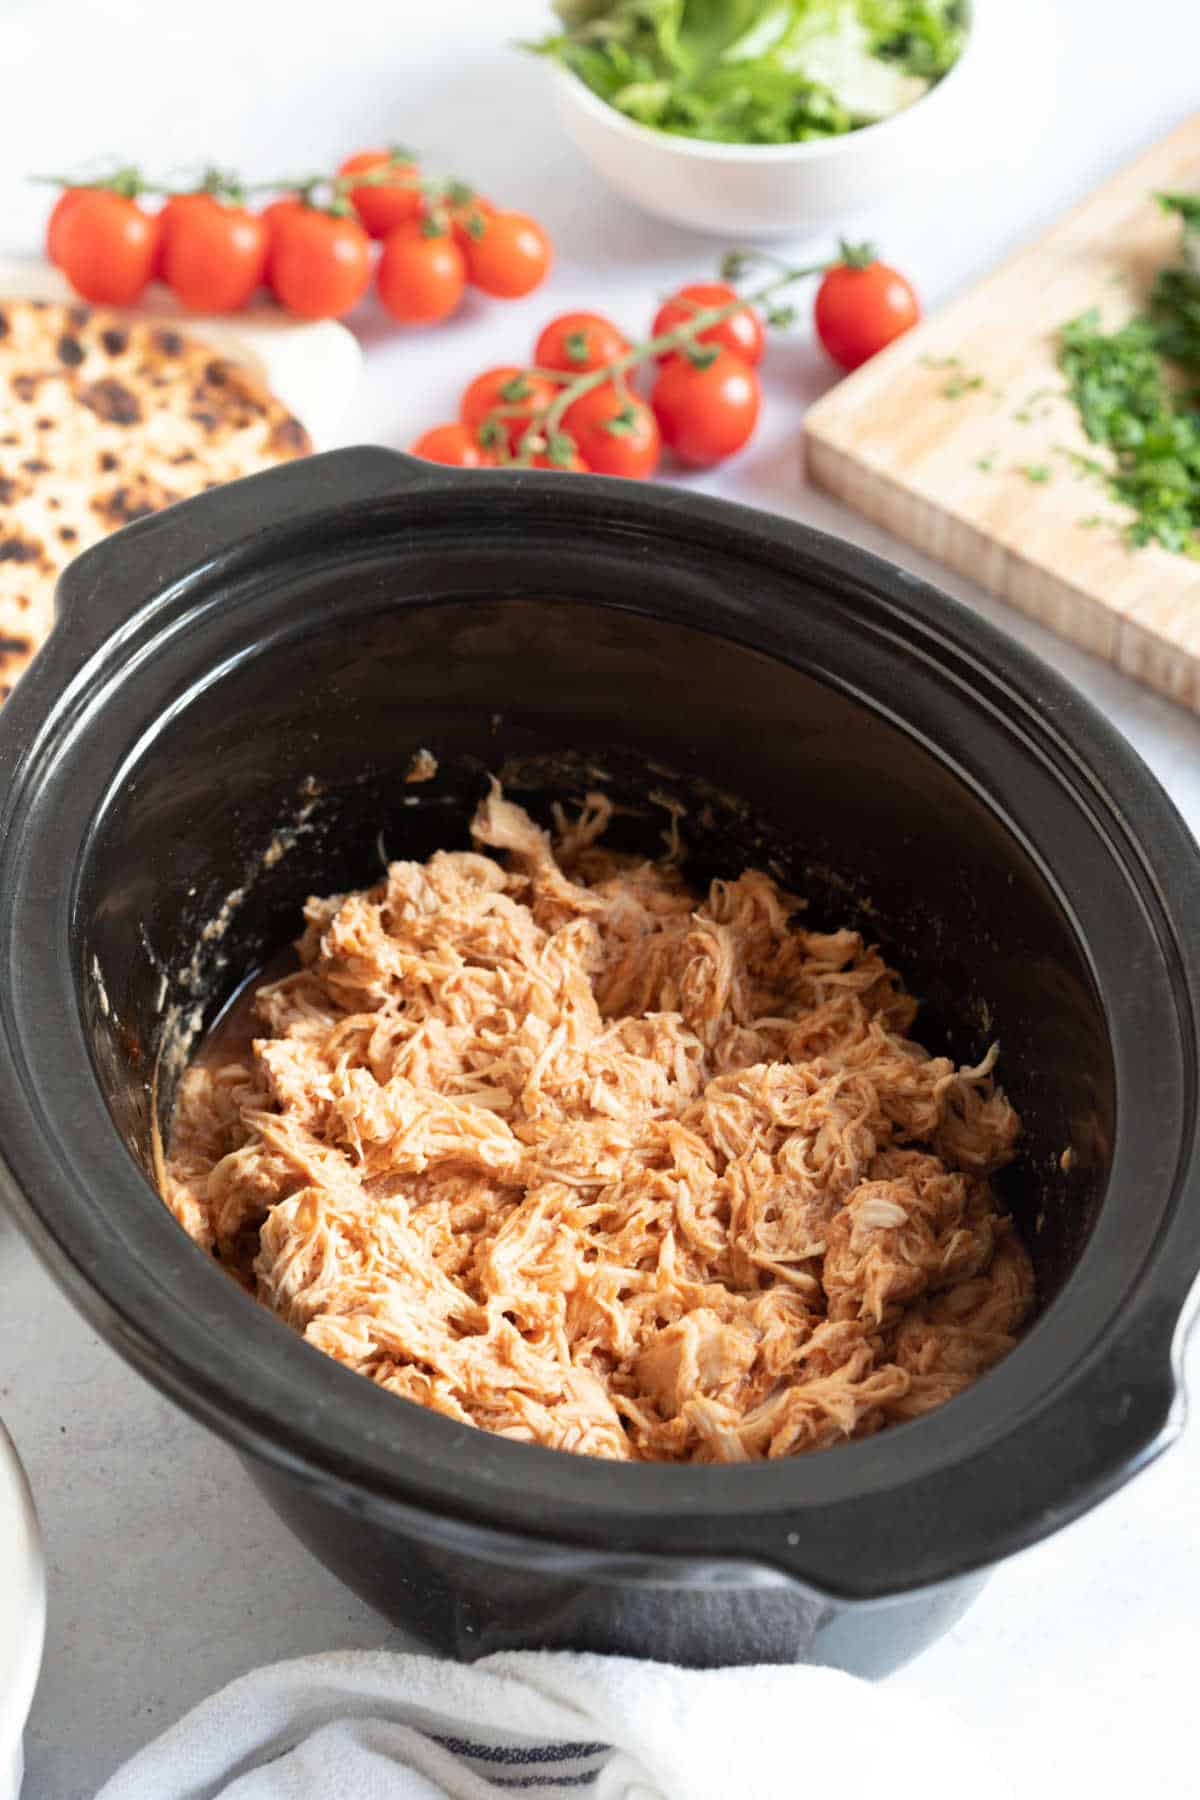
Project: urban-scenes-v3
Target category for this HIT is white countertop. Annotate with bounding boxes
[2,1,1199,1794]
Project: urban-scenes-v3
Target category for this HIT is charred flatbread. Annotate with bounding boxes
[0,297,311,701]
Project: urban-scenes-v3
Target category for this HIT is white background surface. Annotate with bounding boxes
[0,1,1198,1795]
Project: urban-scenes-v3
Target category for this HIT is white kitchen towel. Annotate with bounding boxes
[94,1648,1009,1800]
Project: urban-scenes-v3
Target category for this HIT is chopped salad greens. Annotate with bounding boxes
[529,0,968,145]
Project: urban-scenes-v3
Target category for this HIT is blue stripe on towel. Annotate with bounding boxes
[432,1736,611,1765]
[490,1775,600,1791]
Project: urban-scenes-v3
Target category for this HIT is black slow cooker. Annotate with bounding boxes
[1,447,1197,1674]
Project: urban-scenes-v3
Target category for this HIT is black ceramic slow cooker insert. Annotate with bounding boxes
[1,448,1198,1673]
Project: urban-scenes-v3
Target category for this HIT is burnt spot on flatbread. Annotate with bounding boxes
[92,478,178,529]
[68,304,92,329]
[12,374,41,403]
[1,434,16,446]
[0,474,19,504]
[0,310,9,338]
[95,494,156,528]
[196,365,266,416]
[35,417,54,430]
[170,450,198,466]
[153,329,184,358]
[57,334,86,367]
[190,409,220,434]
[58,526,78,544]
[21,458,49,474]
[80,379,142,426]
[98,451,119,472]
[270,415,310,457]
[0,634,32,667]
[0,534,43,565]
[100,327,129,357]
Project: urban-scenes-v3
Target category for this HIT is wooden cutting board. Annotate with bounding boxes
[803,115,1200,711]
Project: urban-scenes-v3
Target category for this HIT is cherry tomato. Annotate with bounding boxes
[651,282,765,368]
[161,195,268,313]
[259,194,303,248]
[562,383,659,479]
[268,205,372,320]
[150,193,210,279]
[446,191,494,254]
[534,311,629,375]
[526,449,589,471]
[814,257,921,371]
[409,423,495,467]
[46,187,90,268]
[651,350,761,467]
[464,210,551,299]
[460,366,557,454]
[55,191,157,306]
[376,223,466,325]
[338,149,424,239]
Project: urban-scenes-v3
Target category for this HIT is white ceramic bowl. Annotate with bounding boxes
[0,1421,43,1800]
[552,1,985,238]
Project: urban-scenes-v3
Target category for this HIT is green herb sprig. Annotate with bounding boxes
[1051,195,1200,556]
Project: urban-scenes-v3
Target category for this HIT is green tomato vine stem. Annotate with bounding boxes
[31,149,484,221]
[31,165,152,200]
[501,253,834,466]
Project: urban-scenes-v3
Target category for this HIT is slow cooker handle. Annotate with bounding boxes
[742,1298,1188,1598]
[52,447,443,657]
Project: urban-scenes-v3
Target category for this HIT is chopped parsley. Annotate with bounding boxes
[1054,445,1108,481]
[1055,193,1200,556]
[1019,462,1052,484]
[942,373,984,398]
[1014,387,1057,424]
[922,353,984,397]
[1012,387,1059,424]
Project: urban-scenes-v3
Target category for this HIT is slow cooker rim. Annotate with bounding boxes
[1,448,1198,1604]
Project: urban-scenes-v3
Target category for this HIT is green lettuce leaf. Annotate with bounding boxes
[530,0,966,144]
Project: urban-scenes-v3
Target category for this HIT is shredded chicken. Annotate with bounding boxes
[163,786,1032,1463]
